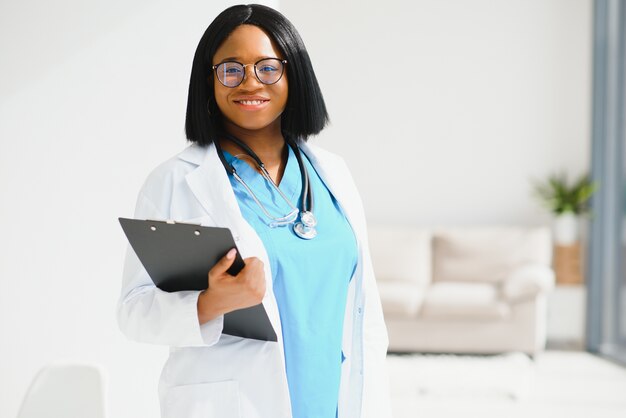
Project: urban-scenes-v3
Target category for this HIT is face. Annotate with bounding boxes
[212,24,289,134]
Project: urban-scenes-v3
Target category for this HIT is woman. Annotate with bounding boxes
[117,4,391,418]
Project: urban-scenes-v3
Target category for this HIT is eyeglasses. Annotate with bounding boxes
[212,58,287,88]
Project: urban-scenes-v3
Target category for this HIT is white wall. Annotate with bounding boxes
[0,1,277,418]
[282,0,592,226]
[0,1,592,417]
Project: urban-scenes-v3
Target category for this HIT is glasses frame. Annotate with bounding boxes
[212,58,288,88]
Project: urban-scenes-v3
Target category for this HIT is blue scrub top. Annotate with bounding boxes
[223,145,358,418]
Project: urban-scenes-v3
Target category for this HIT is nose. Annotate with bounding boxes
[240,64,262,87]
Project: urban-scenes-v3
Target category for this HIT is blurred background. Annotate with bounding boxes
[1,0,624,417]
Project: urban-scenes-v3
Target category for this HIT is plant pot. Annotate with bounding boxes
[553,212,578,245]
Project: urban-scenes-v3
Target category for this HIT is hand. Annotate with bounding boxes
[197,248,266,324]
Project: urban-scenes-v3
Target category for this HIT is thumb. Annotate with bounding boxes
[211,248,238,277]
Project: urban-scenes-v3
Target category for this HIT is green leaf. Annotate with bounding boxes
[531,171,598,215]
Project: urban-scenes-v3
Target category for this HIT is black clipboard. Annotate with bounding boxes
[119,217,277,342]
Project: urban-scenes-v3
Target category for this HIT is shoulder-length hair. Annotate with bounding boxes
[185,4,329,145]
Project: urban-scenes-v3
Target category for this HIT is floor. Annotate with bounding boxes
[387,350,626,418]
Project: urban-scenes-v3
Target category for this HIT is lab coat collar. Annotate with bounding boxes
[177,140,361,240]
[179,143,242,228]
[178,142,208,166]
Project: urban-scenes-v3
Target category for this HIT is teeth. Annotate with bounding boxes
[238,100,265,105]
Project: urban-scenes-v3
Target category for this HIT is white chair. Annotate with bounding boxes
[17,363,107,418]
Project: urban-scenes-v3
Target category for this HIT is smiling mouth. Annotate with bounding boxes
[235,99,269,105]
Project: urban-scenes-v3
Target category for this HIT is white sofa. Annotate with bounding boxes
[368,225,555,355]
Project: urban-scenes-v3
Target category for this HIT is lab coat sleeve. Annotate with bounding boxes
[116,191,224,347]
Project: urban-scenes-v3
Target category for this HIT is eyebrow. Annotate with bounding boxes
[218,56,279,62]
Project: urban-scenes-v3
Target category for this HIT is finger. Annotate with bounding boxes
[210,248,238,277]
[242,257,263,268]
[238,258,265,285]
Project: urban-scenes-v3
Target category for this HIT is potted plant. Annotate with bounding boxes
[532,172,597,245]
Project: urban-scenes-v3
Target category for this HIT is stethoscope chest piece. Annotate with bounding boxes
[294,220,317,240]
[294,210,317,239]
[300,210,317,228]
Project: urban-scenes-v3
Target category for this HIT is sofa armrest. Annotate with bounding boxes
[500,264,555,304]
[378,281,426,317]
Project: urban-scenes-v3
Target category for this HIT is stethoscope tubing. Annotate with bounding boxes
[215,132,317,238]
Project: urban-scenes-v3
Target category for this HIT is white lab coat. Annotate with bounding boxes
[117,141,392,418]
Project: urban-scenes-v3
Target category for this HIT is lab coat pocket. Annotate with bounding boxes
[163,380,240,418]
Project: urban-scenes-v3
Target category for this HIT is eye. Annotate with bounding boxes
[217,62,244,75]
[258,65,278,73]
[224,67,243,74]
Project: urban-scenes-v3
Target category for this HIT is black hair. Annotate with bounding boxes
[185,4,329,145]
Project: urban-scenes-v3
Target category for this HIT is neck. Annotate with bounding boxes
[219,120,286,168]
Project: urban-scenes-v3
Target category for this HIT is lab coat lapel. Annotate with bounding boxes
[182,144,242,228]
[299,142,365,239]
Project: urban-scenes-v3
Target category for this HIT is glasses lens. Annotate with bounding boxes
[255,59,284,85]
[216,62,244,87]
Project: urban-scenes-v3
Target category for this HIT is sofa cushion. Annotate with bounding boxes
[368,225,432,286]
[432,227,551,284]
[421,282,511,320]
[378,281,425,317]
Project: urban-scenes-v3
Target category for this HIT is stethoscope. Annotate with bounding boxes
[215,132,318,240]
